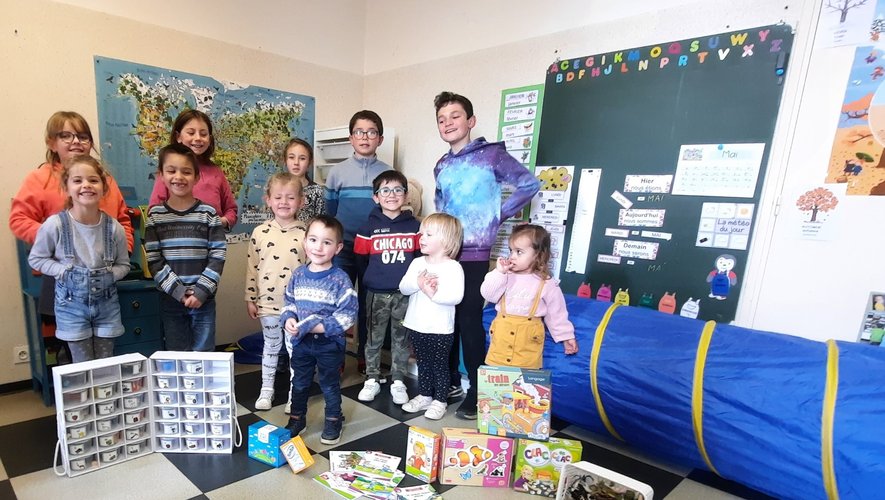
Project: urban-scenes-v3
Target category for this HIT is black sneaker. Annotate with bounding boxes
[285,416,306,436]
[448,384,463,399]
[320,416,344,445]
[455,403,477,420]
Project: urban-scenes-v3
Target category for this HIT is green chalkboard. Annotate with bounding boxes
[537,24,793,322]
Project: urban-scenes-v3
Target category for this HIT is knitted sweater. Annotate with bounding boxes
[245,219,306,316]
[324,154,392,247]
[354,207,421,292]
[279,265,358,346]
[434,137,539,262]
[149,161,238,227]
[144,200,226,303]
[9,162,134,251]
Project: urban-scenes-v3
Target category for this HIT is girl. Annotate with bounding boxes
[282,137,326,223]
[245,172,306,411]
[482,224,578,369]
[28,156,130,363]
[149,109,238,230]
[399,213,464,420]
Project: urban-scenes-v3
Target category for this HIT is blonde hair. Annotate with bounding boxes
[420,213,462,259]
[44,111,97,164]
[60,155,109,209]
[265,171,303,198]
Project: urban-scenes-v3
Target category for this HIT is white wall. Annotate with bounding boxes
[0,0,364,385]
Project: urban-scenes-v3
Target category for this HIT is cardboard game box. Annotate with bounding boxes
[477,365,552,440]
[247,421,291,468]
[440,427,514,487]
[513,437,583,497]
[556,461,654,500]
[405,426,441,483]
[280,435,314,473]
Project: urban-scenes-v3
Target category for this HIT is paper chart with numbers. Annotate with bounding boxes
[564,169,602,274]
[671,143,765,198]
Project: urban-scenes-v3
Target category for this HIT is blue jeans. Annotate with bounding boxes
[289,334,344,419]
[160,294,216,351]
[54,268,123,342]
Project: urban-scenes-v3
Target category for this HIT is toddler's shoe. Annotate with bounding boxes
[284,393,292,414]
[320,416,344,445]
[285,415,306,437]
[254,388,274,411]
[424,400,447,420]
[402,395,433,413]
[455,402,477,420]
[448,384,463,400]
[358,379,381,402]
[390,380,409,405]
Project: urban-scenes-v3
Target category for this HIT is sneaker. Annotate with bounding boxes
[390,380,409,405]
[455,403,477,420]
[320,417,344,445]
[358,379,381,402]
[254,388,274,410]
[285,416,306,436]
[424,400,448,420]
[448,384,463,399]
[284,401,291,414]
[401,395,433,413]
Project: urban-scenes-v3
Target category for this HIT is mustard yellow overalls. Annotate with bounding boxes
[485,282,546,369]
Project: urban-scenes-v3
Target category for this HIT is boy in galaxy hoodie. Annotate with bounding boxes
[354,170,421,405]
[432,91,540,419]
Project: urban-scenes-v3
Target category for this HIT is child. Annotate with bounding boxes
[28,155,130,362]
[150,109,238,231]
[433,91,540,419]
[282,137,326,223]
[354,171,421,404]
[399,213,464,420]
[324,110,392,373]
[481,224,578,369]
[144,143,227,351]
[245,172,306,410]
[282,215,358,445]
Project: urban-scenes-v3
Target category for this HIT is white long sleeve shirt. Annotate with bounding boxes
[399,257,464,334]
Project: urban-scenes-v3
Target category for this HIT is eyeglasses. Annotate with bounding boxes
[351,129,380,139]
[56,131,92,144]
[375,186,406,197]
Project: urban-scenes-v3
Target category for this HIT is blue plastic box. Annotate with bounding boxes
[247,421,291,467]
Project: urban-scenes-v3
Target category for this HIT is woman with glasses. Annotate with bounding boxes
[9,111,134,318]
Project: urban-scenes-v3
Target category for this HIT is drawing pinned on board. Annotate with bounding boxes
[614,288,630,306]
[659,292,677,314]
[596,284,612,302]
[680,298,701,319]
[638,293,655,308]
[706,254,738,300]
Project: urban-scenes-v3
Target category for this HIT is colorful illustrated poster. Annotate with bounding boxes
[788,184,844,240]
[94,56,316,237]
[671,143,765,198]
[825,43,885,195]
[816,0,878,49]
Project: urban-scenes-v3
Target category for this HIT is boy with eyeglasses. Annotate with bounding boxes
[353,170,420,403]
[324,110,392,373]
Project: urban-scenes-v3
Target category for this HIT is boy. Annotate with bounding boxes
[353,171,421,404]
[432,91,540,419]
[144,143,227,352]
[325,110,392,374]
[281,215,358,445]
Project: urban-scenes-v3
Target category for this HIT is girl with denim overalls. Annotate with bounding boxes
[481,224,578,369]
[28,156,130,363]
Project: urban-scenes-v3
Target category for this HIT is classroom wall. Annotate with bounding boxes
[0,0,363,385]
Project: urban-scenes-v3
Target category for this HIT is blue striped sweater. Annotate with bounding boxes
[279,265,357,346]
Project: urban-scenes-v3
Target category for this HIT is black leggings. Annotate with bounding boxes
[448,260,488,409]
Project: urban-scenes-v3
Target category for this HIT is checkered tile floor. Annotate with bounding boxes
[0,354,772,500]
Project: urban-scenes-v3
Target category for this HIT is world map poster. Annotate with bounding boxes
[93,56,316,237]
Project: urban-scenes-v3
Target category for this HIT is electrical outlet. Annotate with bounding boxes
[13,345,29,364]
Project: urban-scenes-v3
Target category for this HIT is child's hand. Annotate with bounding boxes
[246,302,259,320]
[284,318,299,336]
[496,257,512,273]
[563,338,578,355]
[417,270,438,298]
[220,216,231,230]
[183,295,203,309]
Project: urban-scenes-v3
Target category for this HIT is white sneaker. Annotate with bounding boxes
[358,379,381,402]
[401,395,433,413]
[390,380,409,405]
[284,401,291,414]
[424,400,448,420]
[255,388,274,410]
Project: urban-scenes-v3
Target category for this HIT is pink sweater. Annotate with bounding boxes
[480,270,575,342]
[149,161,238,226]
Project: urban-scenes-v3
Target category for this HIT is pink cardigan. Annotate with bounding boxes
[480,270,575,342]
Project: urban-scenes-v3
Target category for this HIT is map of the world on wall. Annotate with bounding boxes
[94,56,315,237]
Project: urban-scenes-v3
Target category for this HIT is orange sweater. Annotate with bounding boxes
[9,162,134,251]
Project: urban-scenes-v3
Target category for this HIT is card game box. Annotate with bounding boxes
[247,421,290,468]
[513,437,583,497]
[440,427,513,487]
[405,426,441,483]
[477,365,552,440]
